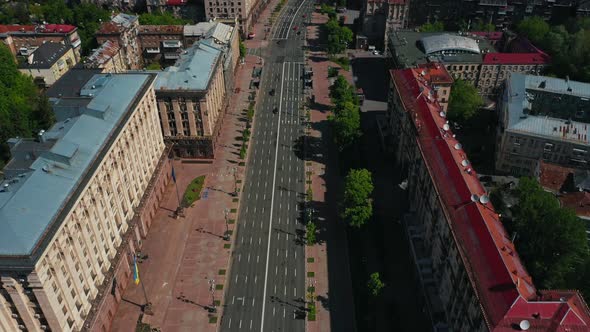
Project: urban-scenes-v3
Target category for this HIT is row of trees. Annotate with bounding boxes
[323,6,353,56]
[0,44,55,168]
[517,16,590,82]
[509,178,590,297]
[329,75,361,150]
[0,0,111,55]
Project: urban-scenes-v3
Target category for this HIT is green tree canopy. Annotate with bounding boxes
[342,168,373,227]
[138,12,190,25]
[517,16,550,45]
[419,21,444,32]
[329,75,357,108]
[510,177,589,290]
[239,40,246,58]
[367,272,385,296]
[325,18,352,55]
[320,4,337,19]
[0,44,53,167]
[448,79,483,122]
[332,101,361,150]
[471,19,495,32]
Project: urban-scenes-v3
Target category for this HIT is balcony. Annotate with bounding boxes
[145,47,161,54]
[162,40,182,48]
[164,53,180,60]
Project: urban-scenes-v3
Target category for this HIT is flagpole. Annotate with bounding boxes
[134,253,153,315]
[171,161,183,217]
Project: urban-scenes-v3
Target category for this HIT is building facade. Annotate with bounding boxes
[204,0,268,35]
[138,25,185,63]
[0,73,171,332]
[386,67,590,331]
[496,73,590,176]
[18,42,78,88]
[96,14,143,70]
[82,40,127,73]
[154,41,227,158]
[407,0,585,31]
[0,24,81,61]
[360,0,409,48]
[387,31,549,95]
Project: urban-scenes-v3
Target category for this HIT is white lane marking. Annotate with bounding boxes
[245,275,248,284]
[284,285,287,296]
[283,308,286,318]
[257,255,260,263]
[229,318,232,329]
[250,236,252,245]
[294,288,297,297]
[239,320,242,329]
[274,284,277,294]
[248,253,251,262]
[273,306,276,316]
[232,296,235,304]
[259,238,261,245]
[285,266,287,276]
[295,251,297,259]
[295,269,297,277]
[238,254,241,262]
[250,320,253,330]
[235,275,238,284]
[252,298,255,307]
[275,266,278,275]
[255,275,258,284]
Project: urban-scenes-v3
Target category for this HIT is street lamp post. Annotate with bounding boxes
[223,208,230,241]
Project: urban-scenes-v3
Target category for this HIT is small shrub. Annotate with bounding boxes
[218,269,226,275]
[307,257,315,263]
[209,316,218,324]
[215,284,224,290]
[328,66,339,78]
[182,176,206,207]
[307,271,315,277]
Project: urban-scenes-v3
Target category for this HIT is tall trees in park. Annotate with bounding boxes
[0,0,111,55]
[324,14,352,56]
[517,16,590,82]
[0,44,55,168]
[448,79,483,122]
[510,178,589,293]
[342,169,374,228]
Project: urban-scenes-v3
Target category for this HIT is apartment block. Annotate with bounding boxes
[204,0,268,35]
[386,67,590,331]
[407,0,583,30]
[0,24,81,61]
[360,0,409,48]
[0,72,172,332]
[18,42,77,88]
[154,40,227,158]
[387,31,549,95]
[82,40,127,73]
[496,73,590,176]
[138,25,184,63]
[96,14,143,70]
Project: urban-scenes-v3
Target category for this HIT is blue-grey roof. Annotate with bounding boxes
[0,73,151,256]
[504,73,590,145]
[154,41,221,91]
[420,34,481,55]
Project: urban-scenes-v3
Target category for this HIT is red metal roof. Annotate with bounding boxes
[415,63,453,85]
[483,52,550,65]
[0,24,75,34]
[390,68,590,331]
[470,31,504,40]
[166,0,187,5]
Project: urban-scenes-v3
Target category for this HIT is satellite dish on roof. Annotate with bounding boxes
[443,124,450,131]
[461,159,470,167]
[470,194,479,202]
[439,111,446,118]
[480,195,490,204]
[519,319,530,331]
[454,143,462,150]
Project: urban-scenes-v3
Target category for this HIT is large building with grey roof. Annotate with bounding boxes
[496,73,590,175]
[387,31,549,95]
[0,73,173,332]
[154,40,229,158]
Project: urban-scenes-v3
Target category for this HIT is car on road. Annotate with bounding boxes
[273,107,278,114]
[269,89,275,96]
[372,50,380,55]
[302,14,306,18]
[293,26,298,31]
[247,32,255,39]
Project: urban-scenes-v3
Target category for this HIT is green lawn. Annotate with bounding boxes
[183,176,206,207]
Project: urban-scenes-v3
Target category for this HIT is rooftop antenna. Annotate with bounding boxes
[479,195,490,204]
[519,320,530,331]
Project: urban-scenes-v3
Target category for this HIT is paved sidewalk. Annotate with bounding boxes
[109,0,288,330]
[304,7,356,332]
[110,58,266,332]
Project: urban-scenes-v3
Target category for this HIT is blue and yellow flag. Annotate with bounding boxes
[133,254,140,285]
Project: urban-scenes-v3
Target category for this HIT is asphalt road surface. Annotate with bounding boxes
[221,1,315,331]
